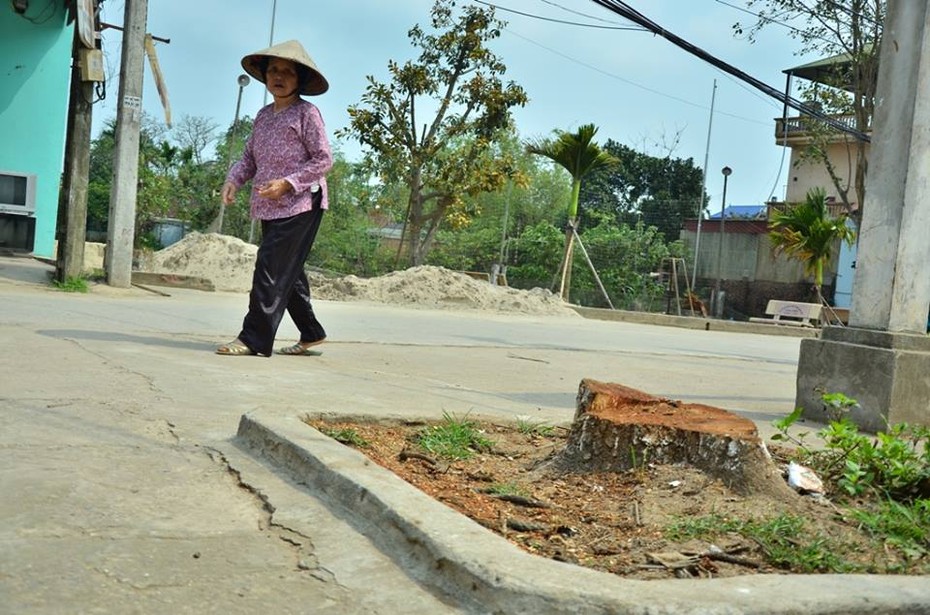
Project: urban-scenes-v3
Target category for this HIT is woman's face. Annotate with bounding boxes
[265,58,299,98]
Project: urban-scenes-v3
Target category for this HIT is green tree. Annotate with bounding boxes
[569,217,679,310]
[338,0,528,266]
[579,139,705,242]
[736,0,884,221]
[506,221,564,291]
[311,152,396,277]
[210,116,254,239]
[425,128,568,275]
[89,113,234,247]
[769,187,857,303]
[172,114,219,165]
[87,120,117,235]
[525,123,618,300]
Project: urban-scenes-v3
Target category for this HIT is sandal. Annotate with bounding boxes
[276,339,325,356]
[215,339,256,356]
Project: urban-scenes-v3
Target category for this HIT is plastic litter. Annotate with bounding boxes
[787,461,824,494]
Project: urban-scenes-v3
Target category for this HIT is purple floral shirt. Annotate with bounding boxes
[226,99,333,220]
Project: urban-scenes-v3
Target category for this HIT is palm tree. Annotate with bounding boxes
[526,124,617,300]
[769,187,856,305]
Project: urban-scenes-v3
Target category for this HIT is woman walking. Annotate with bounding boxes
[216,40,332,357]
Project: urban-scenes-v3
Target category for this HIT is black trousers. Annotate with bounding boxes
[238,204,326,357]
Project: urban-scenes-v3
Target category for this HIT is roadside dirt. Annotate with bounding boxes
[306,415,925,581]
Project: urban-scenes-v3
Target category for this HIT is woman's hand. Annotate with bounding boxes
[221,181,237,205]
[257,179,294,201]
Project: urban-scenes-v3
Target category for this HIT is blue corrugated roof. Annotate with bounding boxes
[708,205,766,219]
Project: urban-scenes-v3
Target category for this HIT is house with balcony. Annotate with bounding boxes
[774,52,871,308]
[680,51,868,319]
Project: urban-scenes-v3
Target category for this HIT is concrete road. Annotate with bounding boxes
[0,255,814,613]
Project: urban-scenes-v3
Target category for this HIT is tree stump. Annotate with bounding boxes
[551,379,794,498]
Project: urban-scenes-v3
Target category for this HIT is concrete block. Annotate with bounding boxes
[796,326,930,431]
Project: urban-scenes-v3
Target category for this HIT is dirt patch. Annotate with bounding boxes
[305,415,926,581]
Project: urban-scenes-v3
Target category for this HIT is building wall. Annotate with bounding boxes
[0,3,72,257]
[784,141,866,204]
[681,221,841,318]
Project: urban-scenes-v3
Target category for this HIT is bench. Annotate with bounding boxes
[749,300,822,327]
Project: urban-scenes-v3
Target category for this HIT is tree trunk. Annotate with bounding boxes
[558,219,576,301]
[549,379,795,499]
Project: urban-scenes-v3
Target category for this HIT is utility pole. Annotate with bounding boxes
[105,0,148,287]
[690,79,716,292]
[56,10,99,282]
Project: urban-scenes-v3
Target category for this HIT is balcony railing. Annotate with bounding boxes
[766,201,854,219]
[774,114,871,140]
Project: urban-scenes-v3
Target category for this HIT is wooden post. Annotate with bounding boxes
[56,17,96,281]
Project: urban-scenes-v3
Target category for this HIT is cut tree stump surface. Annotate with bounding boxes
[577,381,758,438]
[552,379,794,498]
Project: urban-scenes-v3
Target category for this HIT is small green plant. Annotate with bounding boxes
[515,416,555,437]
[821,391,860,422]
[816,419,929,499]
[664,513,742,540]
[850,497,930,561]
[629,446,649,470]
[770,391,930,570]
[771,406,810,450]
[665,513,856,573]
[772,392,930,499]
[415,412,493,460]
[321,427,369,448]
[52,276,89,293]
[484,482,529,498]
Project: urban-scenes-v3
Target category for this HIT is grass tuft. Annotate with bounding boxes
[415,412,493,460]
[515,416,555,437]
[321,427,370,448]
[52,276,89,293]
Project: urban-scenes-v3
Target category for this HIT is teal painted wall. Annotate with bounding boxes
[0,2,72,257]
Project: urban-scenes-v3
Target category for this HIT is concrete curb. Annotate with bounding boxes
[236,410,930,615]
[571,306,822,338]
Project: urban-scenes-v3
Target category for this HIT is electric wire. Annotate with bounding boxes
[536,0,631,25]
[713,0,833,43]
[504,27,770,127]
[588,0,870,142]
[471,0,646,30]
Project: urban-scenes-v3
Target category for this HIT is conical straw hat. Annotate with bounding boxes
[241,40,328,96]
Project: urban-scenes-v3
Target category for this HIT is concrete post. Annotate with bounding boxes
[105,0,148,288]
[795,0,930,431]
[849,0,930,332]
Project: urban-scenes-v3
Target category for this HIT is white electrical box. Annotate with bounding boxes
[79,48,105,82]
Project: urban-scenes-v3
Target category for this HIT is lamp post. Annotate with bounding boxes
[715,166,732,318]
[218,74,250,234]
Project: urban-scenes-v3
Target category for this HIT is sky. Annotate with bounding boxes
[90,0,824,211]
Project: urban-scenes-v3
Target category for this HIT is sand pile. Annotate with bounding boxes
[145,232,577,317]
[147,232,257,292]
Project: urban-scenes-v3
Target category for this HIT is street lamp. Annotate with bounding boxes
[715,166,732,318]
[218,74,251,234]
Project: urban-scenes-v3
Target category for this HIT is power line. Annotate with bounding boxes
[471,0,646,30]
[714,0,818,39]
[535,0,629,25]
[504,27,771,127]
[715,0,880,43]
[588,0,871,142]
